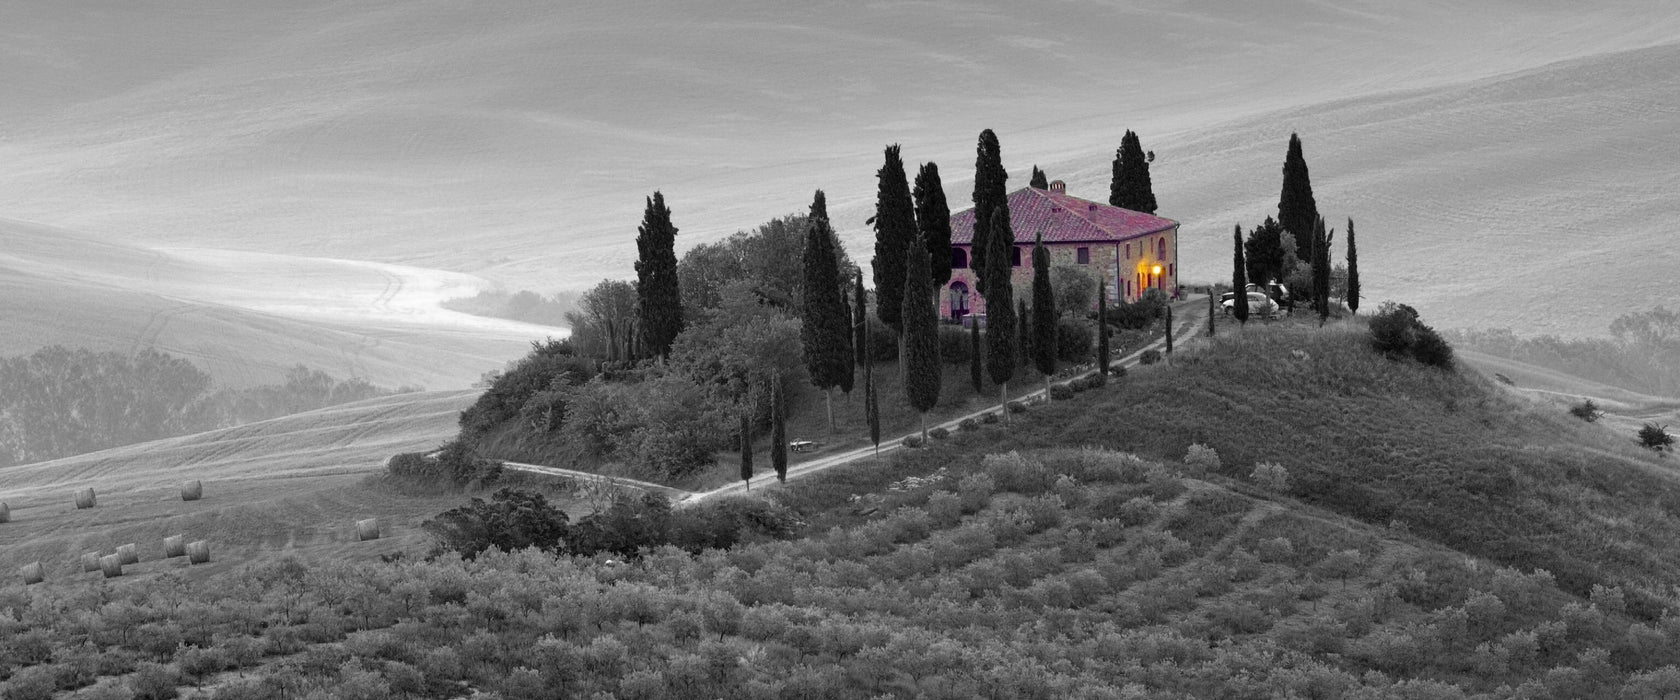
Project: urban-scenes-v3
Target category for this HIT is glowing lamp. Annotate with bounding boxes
[1151,265,1162,275]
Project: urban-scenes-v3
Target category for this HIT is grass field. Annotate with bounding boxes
[0,390,489,583]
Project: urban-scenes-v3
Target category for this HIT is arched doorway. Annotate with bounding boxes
[949,281,970,320]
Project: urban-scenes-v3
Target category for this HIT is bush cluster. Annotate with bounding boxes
[387,440,503,489]
[1055,320,1094,364]
[1639,424,1675,452]
[1369,302,1454,369]
[1569,399,1602,422]
[1139,349,1162,366]
[1049,383,1075,401]
[1104,289,1168,330]
[938,325,970,365]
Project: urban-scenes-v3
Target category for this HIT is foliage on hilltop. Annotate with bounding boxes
[0,347,397,467]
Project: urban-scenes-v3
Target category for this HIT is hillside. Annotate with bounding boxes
[8,321,1680,697]
[0,390,481,580]
[0,219,559,389]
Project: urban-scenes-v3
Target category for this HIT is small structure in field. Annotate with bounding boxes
[186,540,211,565]
[117,543,139,565]
[99,554,123,578]
[164,535,186,558]
[181,480,203,501]
[75,488,97,509]
[81,552,101,572]
[21,562,44,585]
[356,518,381,541]
[0,501,10,523]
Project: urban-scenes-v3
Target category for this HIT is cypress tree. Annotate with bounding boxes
[864,319,881,456]
[1017,298,1032,369]
[982,208,1017,420]
[969,317,984,392]
[1232,224,1250,325]
[1165,304,1174,358]
[1031,232,1058,398]
[1346,218,1361,315]
[873,145,916,334]
[853,271,868,367]
[1207,289,1216,337]
[1277,133,1320,257]
[739,411,753,487]
[770,375,787,483]
[634,191,684,360]
[1243,217,1286,286]
[914,162,954,289]
[1312,216,1333,325]
[1029,166,1048,189]
[1097,283,1111,374]
[1109,130,1157,214]
[971,129,1008,291]
[901,232,942,442]
[800,190,854,433]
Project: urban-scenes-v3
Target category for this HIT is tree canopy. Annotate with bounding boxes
[1278,133,1320,256]
[873,145,917,334]
[971,130,1008,291]
[913,161,954,289]
[800,190,854,396]
[634,191,684,359]
[1109,130,1157,214]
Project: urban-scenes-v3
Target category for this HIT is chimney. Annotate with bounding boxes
[1049,180,1066,193]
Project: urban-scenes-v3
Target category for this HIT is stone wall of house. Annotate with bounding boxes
[939,227,1177,321]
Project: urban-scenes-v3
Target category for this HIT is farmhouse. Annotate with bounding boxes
[943,181,1180,321]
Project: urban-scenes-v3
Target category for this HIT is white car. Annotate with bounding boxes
[1222,290,1283,318]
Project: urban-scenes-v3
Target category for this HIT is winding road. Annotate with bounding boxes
[500,296,1210,506]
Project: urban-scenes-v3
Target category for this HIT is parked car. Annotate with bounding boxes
[1222,290,1283,318]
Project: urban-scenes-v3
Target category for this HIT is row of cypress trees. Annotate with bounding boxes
[1227,133,1361,327]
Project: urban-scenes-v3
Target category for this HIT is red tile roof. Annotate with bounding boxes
[950,187,1177,245]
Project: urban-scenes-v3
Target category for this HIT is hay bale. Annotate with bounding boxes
[21,562,44,585]
[0,501,9,523]
[117,543,139,565]
[181,480,203,501]
[99,554,123,578]
[75,488,97,509]
[81,551,101,572]
[164,535,186,558]
[355,518,380,542]
[186,540,210,565]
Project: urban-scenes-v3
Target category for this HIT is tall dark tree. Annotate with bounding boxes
[1029,166,1048,189]
[914,162,954,289]
[1165,305,1174,358]
[864,319,881,456]
[969,317,984,392]
[770,375,788,483]
[1277,133,1320,256]
[801,190,854,433]
[1232,225,1250,325]
[1311,216,1334,325]
[1109,130,1157,214]
[852,271,868,367]
[901,232,942,442]
[1097,283,1111,374]
[1017,298,1032,369]
[738,411,753,487]
[1346,217,1361,315]
[872,145,917,334]
[1207,289,1216,337]
[971,129,1008,291]
[1243,217,1286,286]
[982,208,1017,420]
[634,191,684,360]
[1031,232,1058,398]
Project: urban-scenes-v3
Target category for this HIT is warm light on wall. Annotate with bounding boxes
[1151,265,1163,275]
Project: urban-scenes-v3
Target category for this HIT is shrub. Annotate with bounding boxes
[1412,325,1455,368]
[387,440,503,488]
[1105,289,1168,330]
[928,427,950,441]
[958,418,980,432]
[902,435,924,449]
[1257,537,1295,563]
[1139,349,1162,365]
[1369,301,1454,368]
[981,412,1000,425]
[866,317,898,362]
[1569,399,1602,422]
[1049,383,1075,401]
[1117,497,1159,526]
[1638,424,1675,452]
[1109,364,1126,379]
[1007,401,1028,414]
[1250,462,1290,491]
[130,662,183,700]
[1056,320,1094,364]
[938,325,971,365]
[458,340,593,439]
[422,489,570,559]
[1182,443,1221,476]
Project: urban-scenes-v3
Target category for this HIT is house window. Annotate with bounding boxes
[949,281,969,318]
[1124,243,1130,259]
[1158,238,1166,258]
[1169,263,1174,278]
[1076,247,1089,264]
[1010,247,1022,267]
[951,247,968,269]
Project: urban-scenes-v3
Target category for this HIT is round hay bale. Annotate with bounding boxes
[0,501,10,523]
[181,480,203,501]
[75,488,97,509]
[99,554,123,578]
[355,518,380,542]
[186,540,210,565]
[117,543,139,565]
[164,535,186,558]
[81,551,101,572]
[21,562,44,585]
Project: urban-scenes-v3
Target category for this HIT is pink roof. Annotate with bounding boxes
[950,187,1177,245]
